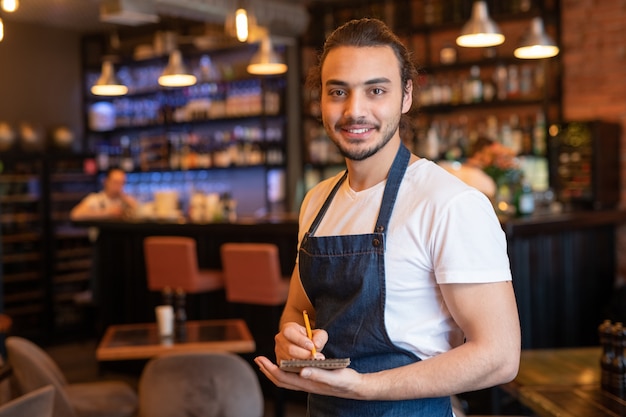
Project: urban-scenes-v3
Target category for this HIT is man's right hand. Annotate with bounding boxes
[275,321,328,363]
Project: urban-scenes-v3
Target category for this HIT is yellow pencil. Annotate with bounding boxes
[302,310,316,357]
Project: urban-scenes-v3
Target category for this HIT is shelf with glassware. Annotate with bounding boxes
[407,15,560,196]
[411,2,559,162]
[84,42,289,216]
[0,156,46,340]
[301,0,561,197]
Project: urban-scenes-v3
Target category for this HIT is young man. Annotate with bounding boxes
[254,18,520,416]
[70,168,137,220]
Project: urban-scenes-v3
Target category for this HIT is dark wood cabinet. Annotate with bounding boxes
[0,153,97,342]
[548,120,621,210]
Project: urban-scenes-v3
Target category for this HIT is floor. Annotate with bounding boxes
[44,338,533,417]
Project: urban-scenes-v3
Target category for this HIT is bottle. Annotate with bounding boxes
[120,136,134,172]
[599,319,615,392]
[514,177,535,217]
[509,115,523,155]
[174,288,187,341]
[507,65,520,99]
[470,66,483,103]
[161,286,173,307]
[611,322,626,398]
[533,112,547,156]
[463,66,482,103]
[494,64,508,101]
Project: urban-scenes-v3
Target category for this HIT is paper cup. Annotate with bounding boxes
[155,305,174,337]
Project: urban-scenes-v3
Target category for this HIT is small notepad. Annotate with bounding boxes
[279,358,350,373]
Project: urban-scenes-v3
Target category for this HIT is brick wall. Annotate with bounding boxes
[561,0,626,285]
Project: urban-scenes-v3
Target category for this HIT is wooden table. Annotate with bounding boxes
[502,347,626,417]
[96,319,256,361]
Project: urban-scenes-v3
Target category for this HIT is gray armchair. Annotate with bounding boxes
[6,336,137,417]
[138,351,264,417]
[0,385,54,417]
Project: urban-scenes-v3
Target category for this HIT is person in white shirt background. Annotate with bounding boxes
[70,167,137,220]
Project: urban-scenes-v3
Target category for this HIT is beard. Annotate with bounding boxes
[323,113,402,162]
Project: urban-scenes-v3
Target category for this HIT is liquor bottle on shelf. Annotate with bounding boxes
[513,176,535,217]
[494,64,508,101]
[533,112,547,157]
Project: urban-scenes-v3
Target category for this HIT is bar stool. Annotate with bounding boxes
[220,242,290,417]
[143,236,225,319]
[219,243,290,306]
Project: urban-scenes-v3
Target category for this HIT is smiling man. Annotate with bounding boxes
[255,18,520,416]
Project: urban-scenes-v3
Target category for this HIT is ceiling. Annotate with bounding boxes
[2,0,112,33]
[1,0,315,35]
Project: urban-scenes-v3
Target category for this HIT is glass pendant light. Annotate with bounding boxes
[456,1,504,48]
[0,0,17,42]
[225,4,256,43]
[247,35,287,75]
[235,8,249,42]
[158,49,197,87]
[514,17,559,59]
[91,60,128,96]
[1,0,18,12]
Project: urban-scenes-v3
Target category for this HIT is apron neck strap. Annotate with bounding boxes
[306,143,411,236]
[374,143,410,233]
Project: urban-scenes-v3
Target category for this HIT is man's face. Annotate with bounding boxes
[320,45,412,162]
[104,170,126,198]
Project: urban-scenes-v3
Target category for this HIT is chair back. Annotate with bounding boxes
[6,337,76,417]
[144,236,202,292]
[0,385,54,417]
[138,351,263,417]
[220,243,289,305]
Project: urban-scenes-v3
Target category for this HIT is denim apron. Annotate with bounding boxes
[299,144,452,416]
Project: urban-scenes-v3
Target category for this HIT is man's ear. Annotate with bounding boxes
[402,80,413,114]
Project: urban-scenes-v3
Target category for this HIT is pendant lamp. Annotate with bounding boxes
[225,5,257,43]
[0,0,19,42]
[1,0,18,12]
[247,35,287,75]
[514,17,559,59]
[456,1,504,48]
[91,60,128,96]
[158,49,197,87]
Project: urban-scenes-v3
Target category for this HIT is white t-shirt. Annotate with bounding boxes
[80,191,127,214]
[297,159,511,360]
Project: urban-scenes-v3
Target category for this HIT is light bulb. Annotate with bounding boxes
[1,0,19,13]
[0,18,4,42]
[235,8,249,42]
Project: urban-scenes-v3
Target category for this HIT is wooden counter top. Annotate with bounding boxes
[501,209,626,237]
[76,208,626,238]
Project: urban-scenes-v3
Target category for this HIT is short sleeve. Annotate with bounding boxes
[431,189,511,284]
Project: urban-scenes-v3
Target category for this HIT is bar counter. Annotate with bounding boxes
[79,208,626,349]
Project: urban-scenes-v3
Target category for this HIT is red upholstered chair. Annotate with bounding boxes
[219,243,290,306]
[219,242,290,417]
[143,236,224,294]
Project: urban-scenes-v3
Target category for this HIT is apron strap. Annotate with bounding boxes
[306,143,411,237]
[306,170,348,236]
[374,144,410,233]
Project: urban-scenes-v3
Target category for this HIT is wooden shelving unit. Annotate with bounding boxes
[0,152,97,342]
